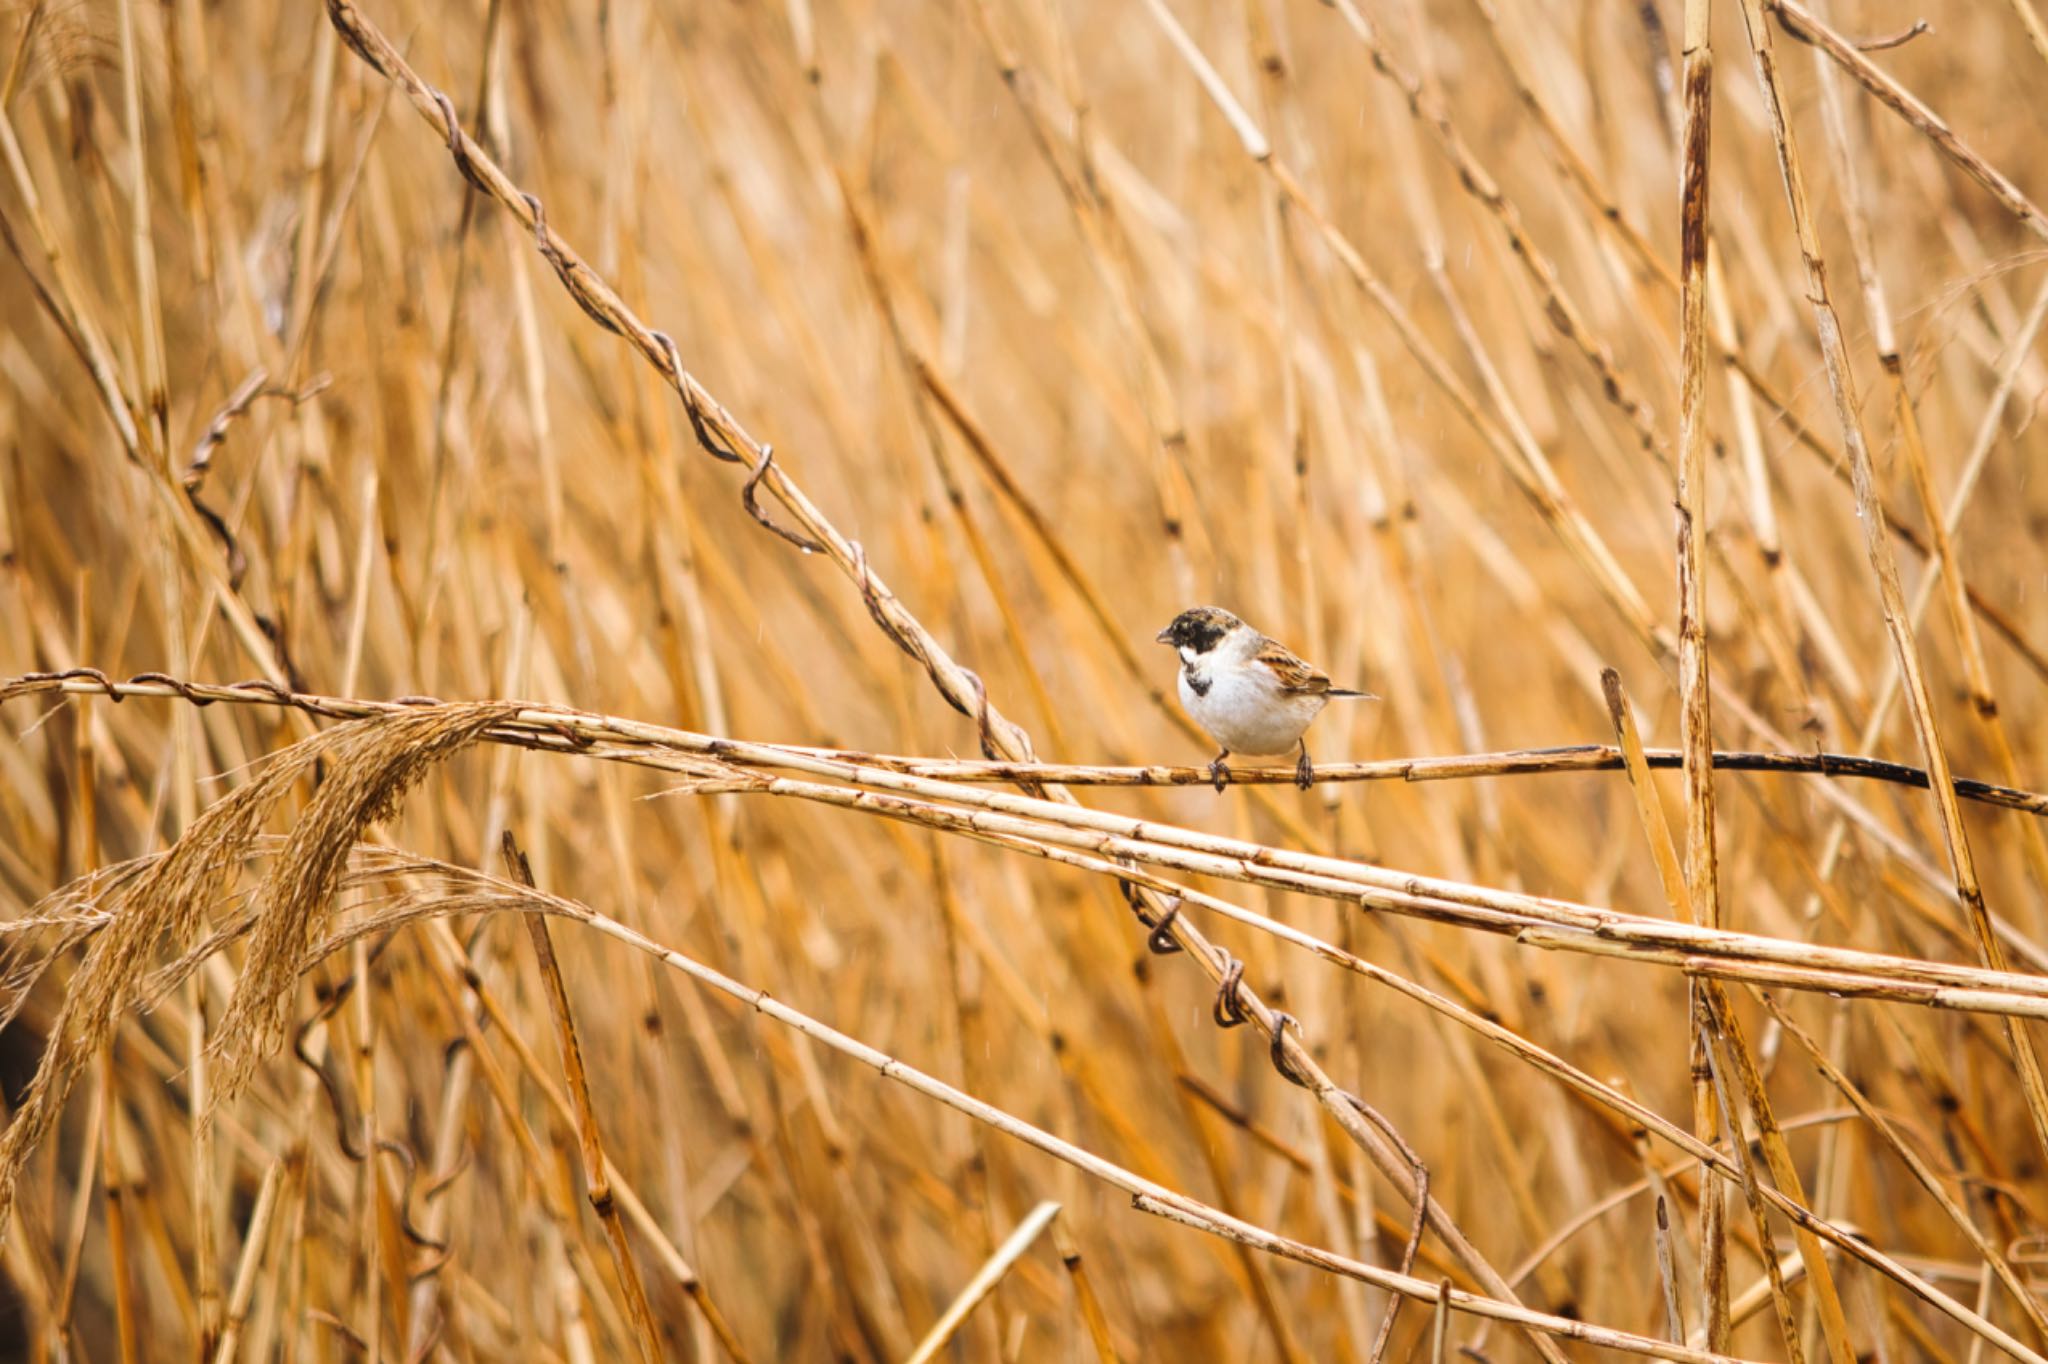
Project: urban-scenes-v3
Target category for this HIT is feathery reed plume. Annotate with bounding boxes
[206,703,513,1101]
[0,704,509,1241]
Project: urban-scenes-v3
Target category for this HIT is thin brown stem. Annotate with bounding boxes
[505,832,667,1364]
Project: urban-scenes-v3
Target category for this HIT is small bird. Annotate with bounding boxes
[1155,606,1374,791]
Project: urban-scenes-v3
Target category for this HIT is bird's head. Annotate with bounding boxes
[1155,606,1243,657]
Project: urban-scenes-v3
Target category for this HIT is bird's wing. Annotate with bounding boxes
[1253,637,1333,694]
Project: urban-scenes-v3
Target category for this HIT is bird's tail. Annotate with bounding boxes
[1328,688,1378,700]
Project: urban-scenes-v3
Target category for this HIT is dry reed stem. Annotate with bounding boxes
[522,829,1957,1312]
[967,0,1213,600]
[1655,1197,1686,1344]
[409,911,752,1362]
[1603,665,1726,1344]
[1807,8,2048,928]
[1468,0,2048,689]
[1134,0,2013,874]
[1351,29,1612,436]
[1774,0,2048,241]
[97,1045,141,1364]
[405,919,643,1358]
[1142,0,1664,664]
[882,2,1327,858]
[1046,1213,1122,1364]
[0,78,296,694]
[1119,913,1314,1363]
[1597,671,1966,1359]
[31,670,2048,811]
[207,1157,281,1364]
[8,716,2031,1351]
[1671,3,1729,1344]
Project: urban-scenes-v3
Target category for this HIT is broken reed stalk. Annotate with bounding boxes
[903,1200,1062,1364]
[1654,1198,1686,1345]
[1602,666,1725,1346]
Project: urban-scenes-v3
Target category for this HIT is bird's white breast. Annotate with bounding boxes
[1178,661,1328,756]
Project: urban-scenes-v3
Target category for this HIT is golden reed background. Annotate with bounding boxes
[5,0,2048,1359]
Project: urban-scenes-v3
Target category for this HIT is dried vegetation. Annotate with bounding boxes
[5,0,2048,1359]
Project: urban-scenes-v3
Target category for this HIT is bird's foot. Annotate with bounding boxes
[1209,754,1231,793]
[1294,748,1315,790]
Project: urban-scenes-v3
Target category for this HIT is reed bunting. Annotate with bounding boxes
[1156,606,1374,791]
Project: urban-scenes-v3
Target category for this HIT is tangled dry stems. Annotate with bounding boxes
[5,680,2048,1361]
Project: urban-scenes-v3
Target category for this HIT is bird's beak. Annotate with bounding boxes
[1154,627,1173,645]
